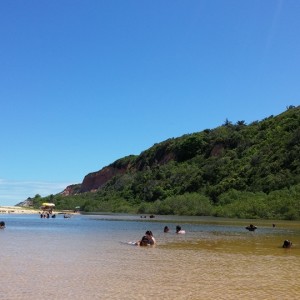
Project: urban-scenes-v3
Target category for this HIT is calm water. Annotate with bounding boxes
[0,214,300,300]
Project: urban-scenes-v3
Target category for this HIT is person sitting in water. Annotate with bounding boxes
[176,225,185,234]
[245,224,257,231]
[282,240,292,248]
[139,235,150,246]
[164,226,170,233]
[0,221,5,229]
[145,230,156,245]
[136,230,156,246]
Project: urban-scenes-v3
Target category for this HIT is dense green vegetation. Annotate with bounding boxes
[34,106,300,220]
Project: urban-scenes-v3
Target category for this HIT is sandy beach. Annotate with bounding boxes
[0,206,78,215]
[0,206,39,214]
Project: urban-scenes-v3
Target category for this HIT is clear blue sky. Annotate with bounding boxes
[1,0,299,206]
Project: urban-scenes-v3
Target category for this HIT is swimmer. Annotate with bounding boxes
[164,226,170,233]
[282,240,292,248]
[176,225,185,234]
[0,221,5,229]
[245,224,257,231]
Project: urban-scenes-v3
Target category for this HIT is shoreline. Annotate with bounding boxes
[0,206,39,214]
[0,206,78,215]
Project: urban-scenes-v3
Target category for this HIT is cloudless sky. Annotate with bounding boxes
[1,0,299,206]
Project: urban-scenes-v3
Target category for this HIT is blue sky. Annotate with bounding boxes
[0,0,299,206]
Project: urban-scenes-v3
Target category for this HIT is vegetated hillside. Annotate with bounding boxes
[37,106,300,219]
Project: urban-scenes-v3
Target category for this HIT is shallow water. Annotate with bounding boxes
[0,214,299,299]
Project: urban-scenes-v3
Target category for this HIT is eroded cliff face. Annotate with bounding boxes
[60,147,176,196]
[60,184,81,196]
[80,166,127,192]
[59,142,224,197]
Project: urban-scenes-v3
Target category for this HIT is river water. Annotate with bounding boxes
[0,214,299,300]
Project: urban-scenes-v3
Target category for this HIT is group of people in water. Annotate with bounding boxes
[0,217,295,249]
[245,223,293,248]
[163,225,186,234]
[39,212,72,219]
[135,224,294,248]
[135,225,186,246]
[39,211,56,218]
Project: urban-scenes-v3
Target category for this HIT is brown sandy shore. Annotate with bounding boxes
[0,206,39,214]
[0,206,76,215]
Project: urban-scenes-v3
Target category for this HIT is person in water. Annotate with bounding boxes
[136,230,156,246]
[282,240,292,248]
[176,225,186,234]
[139,235,150,246]
[145,230,156,245]
[245,224,257,231]
[0,221,5,229]
[164,226,170,233]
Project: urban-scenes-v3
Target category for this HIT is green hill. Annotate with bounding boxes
[36,105,300,219]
